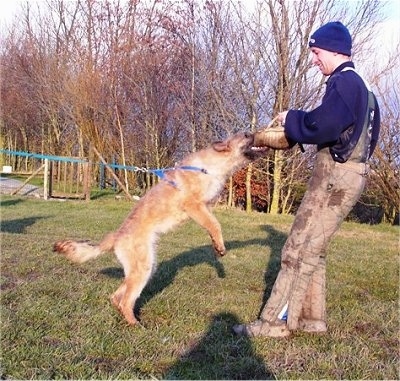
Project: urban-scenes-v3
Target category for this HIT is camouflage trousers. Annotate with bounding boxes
[260,147,367,330]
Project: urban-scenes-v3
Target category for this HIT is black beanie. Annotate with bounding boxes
[309,21,352,56]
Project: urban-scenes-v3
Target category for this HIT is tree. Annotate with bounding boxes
[367,64,400,224]
[0,0,397,220]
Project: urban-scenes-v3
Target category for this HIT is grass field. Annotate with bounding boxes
[1,195,399,380]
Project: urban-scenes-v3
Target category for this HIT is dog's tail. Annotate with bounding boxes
[53,232,116,264]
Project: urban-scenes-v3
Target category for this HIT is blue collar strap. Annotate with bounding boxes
[151,166,208,187]
[175,165,208,174]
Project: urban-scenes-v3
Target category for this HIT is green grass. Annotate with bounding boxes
[1,195,399,380]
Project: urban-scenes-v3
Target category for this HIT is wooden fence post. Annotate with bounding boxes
[49,160,53,198]
[92,146,134,201]
[43,158,49,200]
[83,160,91,201]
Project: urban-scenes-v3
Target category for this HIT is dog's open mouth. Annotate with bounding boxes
[250,134,269,152]
[243,136,269,160]
[251,145,269,152]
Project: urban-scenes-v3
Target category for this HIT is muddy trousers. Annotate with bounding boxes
[260,148,367,330]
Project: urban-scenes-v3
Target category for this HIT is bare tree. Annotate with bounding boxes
[1,0,396,218]
[368,58,400,224]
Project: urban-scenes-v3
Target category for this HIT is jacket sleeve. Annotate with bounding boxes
[284,86,355,145]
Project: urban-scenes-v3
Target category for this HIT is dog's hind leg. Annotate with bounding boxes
[119,267,152,325]
[111,269,152,326]
[110,282,127,314]
[110,280,139,325]
[112,240,155,325]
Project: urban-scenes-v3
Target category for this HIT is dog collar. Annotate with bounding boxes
[153,166,208,188]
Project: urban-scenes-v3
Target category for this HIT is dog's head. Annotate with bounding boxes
[212,132,269,162]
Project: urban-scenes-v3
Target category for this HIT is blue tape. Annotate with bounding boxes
[0,149,87,164]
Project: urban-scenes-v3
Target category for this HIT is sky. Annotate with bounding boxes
[0,0,399,55]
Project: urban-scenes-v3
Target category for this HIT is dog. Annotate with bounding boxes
[53,132,267,325]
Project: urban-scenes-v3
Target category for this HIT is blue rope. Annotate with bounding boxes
[0,149,208,185]
[106,163,146,172]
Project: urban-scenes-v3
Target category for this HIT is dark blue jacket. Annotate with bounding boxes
[284,61,380,163]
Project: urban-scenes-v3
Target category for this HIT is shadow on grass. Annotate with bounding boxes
[222,224,287,318]
[101,224,288,322]
[163,312,276,380]
[0,216,47,234]
[0,198,24,207]
[89,189,121,200]
[101,245,225,319]
[259,225,287,314]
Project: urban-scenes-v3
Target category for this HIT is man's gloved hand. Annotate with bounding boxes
[253,125,296,150]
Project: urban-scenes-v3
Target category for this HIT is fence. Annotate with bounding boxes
[0,150,90,200]
[0,149,171,201]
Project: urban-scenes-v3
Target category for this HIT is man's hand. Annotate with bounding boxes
[277,111,288,125]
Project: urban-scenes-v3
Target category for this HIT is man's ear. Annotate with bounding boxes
[212,141,230,152]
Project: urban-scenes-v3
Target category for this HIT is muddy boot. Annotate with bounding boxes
[298,318,327,333]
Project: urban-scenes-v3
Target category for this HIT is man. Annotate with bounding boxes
[234,21,380,337]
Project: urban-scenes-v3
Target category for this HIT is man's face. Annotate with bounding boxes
[310,47,337,76]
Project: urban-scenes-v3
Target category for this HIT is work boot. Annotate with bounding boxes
[298,318,327,333]
[233,319,291,338]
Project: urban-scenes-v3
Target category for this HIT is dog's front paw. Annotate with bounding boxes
[213,245,226,257]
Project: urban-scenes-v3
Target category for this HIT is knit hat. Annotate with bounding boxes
[309,22,352,56]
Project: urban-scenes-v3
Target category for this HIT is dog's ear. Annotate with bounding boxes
[212,141,231,152]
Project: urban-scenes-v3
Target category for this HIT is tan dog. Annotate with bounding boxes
[53,132,267,325]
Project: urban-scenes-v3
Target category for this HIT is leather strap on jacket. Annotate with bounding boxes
[341,67,376,163]
[348,90,375,163]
